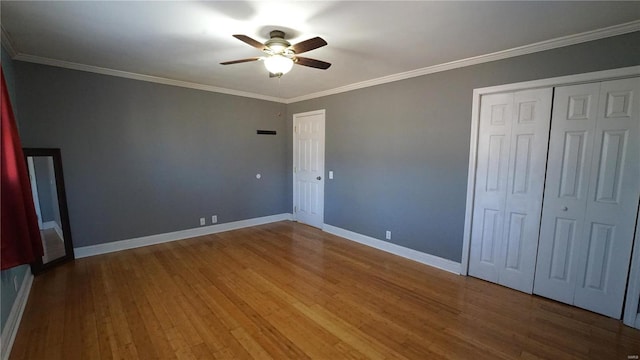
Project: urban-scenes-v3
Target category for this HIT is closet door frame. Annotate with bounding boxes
[461,66,640,322]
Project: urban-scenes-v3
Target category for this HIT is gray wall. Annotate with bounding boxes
[0,265,28,330]
[2,46,17,118]
[1,46,30,331]
[287,31,640,262]
[16,62,289,247]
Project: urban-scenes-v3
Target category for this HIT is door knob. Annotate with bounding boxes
[562,206,568,211]
[316,176,322,180]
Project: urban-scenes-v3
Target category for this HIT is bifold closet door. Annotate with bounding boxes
[469,88,552,293]
[534,77,640,318]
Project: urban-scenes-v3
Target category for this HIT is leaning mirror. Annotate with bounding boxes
[23,148,75,274]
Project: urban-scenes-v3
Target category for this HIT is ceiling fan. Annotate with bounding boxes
[221,30,331,78]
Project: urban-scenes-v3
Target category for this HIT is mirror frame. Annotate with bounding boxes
[23,148,75,274]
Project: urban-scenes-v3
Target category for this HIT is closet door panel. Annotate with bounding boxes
[499,88,552,293]
[534,83,600,303]
[469,93,513,283]
[548,218,578,281]
[470,89,552,292]
[573,77,640,318]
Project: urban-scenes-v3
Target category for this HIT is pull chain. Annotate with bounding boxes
[277,75,282,99]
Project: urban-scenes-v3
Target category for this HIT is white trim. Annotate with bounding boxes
[74,213,293,258]
[42,221,64,240]
[460,91,482,276]
[623,209,640,329]
[53,223,64,241]
[461,66,640,276]
[472,66,640,96]
[291,109,326,117]
[12,53,287,104]
[4,20,638,104]
[1,270,33,360]
[286,21,640,103]
[323,224,461,275]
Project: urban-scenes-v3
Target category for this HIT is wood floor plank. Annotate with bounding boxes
[292,302,396,360]
[9,221,640,359]
[230,326,274,360]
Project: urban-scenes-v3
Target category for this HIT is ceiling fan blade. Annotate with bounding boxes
[289,37,327,54]
[220,57,261,65]
[232,35,267,51]
[295,57,331,70]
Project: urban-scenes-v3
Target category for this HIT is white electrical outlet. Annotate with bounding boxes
[199,217,206,226]
[385,231,391,240]
[329,171,334,179]
[212,215,218,224]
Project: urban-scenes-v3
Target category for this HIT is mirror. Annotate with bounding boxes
[23,148,74,274]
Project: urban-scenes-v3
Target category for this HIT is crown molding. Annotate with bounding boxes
[284,20,640,103]
[1,25,19,58]
[5,20,639,104]
[12,53,288,103]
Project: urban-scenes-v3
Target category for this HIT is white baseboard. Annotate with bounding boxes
[74,213,460,272]
[74,213,293,258]
[42,221,64,241]
[323,224,461,275]
[1,269,33,360]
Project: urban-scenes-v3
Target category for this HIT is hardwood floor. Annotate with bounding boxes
[9,221,640,359]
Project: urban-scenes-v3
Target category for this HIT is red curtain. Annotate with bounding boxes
[1,68,43,270]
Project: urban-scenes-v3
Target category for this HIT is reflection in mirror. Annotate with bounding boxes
[23,148,74,274]
[27,156,65,263]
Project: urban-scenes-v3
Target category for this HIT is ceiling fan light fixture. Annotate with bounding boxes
[264,55,294,75]
[222,30,330,77]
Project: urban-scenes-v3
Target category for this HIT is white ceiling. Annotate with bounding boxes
[1,1,639,102]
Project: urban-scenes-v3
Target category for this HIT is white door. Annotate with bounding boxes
[534,78,640,318]
[293,110,325,228]
[500,89,553,292]
[533,83,600,304]
[469,93,513,284]
[469,88,552,293]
